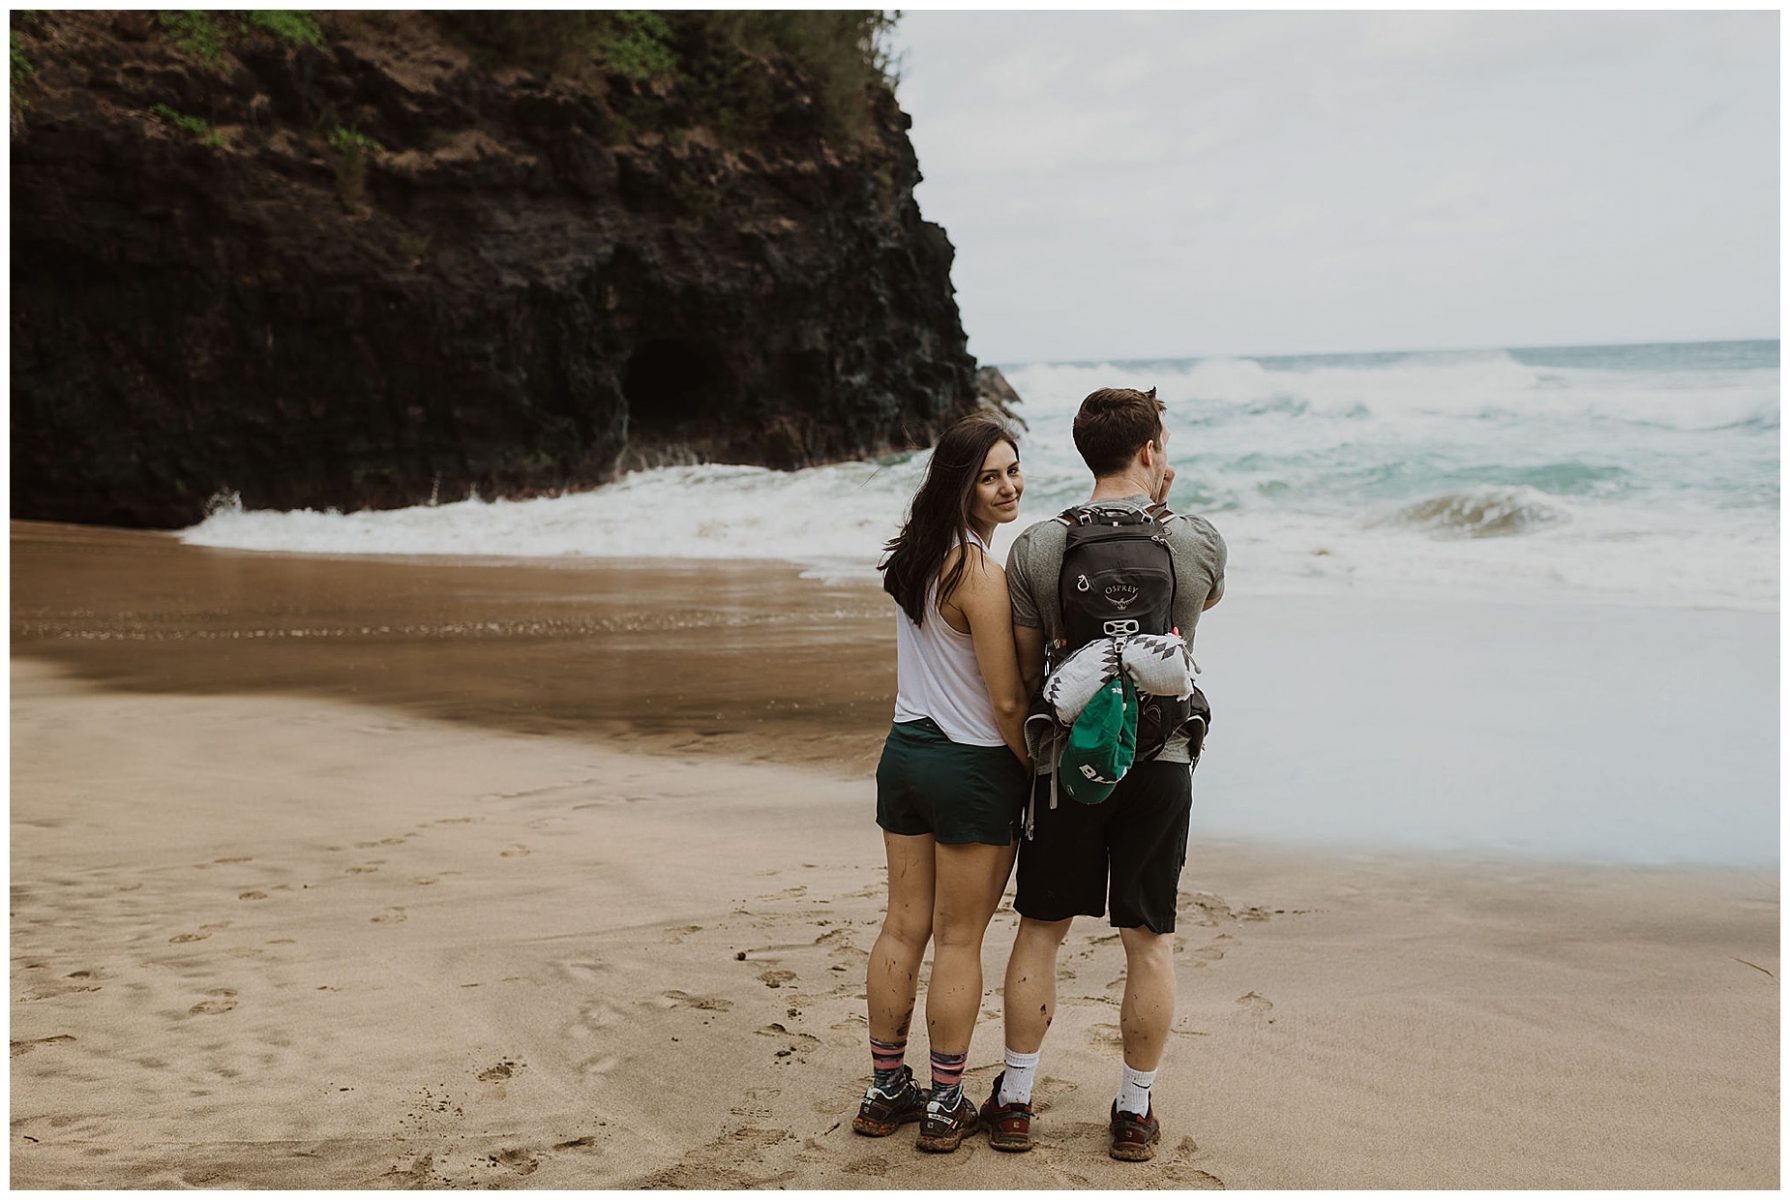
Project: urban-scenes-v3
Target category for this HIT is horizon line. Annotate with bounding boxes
[983,333,1780,370]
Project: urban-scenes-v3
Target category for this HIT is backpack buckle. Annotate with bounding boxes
[1103,619,1140,637]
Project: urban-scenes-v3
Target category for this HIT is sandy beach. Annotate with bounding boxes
[10,523,1780,1188]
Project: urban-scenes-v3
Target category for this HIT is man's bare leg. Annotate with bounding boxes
[995,915,1072,1109]
[1117,925,1176,1075]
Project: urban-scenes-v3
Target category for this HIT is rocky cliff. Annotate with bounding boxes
[11,11,1012,528]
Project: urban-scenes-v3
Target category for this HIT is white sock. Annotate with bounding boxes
[999,1047,1042,1106]
[1116,1061,1157,1115]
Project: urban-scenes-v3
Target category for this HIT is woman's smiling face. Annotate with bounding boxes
[969,439,1023,529]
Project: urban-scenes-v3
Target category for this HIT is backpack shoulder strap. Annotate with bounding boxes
[1142,500,1179,534]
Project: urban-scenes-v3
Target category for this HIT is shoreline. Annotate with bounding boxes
[10,658,1778,1188]
[14,520,1776,867]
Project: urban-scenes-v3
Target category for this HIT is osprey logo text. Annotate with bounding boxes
[1103,582,1140,609]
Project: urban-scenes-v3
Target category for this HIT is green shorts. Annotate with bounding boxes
[875,718,1027,846]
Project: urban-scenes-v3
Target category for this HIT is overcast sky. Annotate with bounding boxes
[889,11,1779,363]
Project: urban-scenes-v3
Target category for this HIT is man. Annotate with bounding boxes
[985,386,1225,1161]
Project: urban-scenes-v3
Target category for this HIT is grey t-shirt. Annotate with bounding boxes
[1006,494,1227,764]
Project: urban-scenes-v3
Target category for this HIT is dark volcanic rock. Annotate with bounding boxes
[10,12,1018,528]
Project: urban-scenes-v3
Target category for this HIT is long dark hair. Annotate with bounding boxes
[878,416,1019,626]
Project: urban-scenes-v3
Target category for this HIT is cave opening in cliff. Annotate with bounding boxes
[623,340,730,436]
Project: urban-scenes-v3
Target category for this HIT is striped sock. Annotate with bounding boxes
[929,1048,968,1109]
[870,1036,908,1095]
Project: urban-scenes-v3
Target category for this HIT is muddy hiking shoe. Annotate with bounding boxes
[853,1066,927,1137]
[916,1090,979,1153]
[1108,1101,1161,1162]
[980,1071,1035,1152]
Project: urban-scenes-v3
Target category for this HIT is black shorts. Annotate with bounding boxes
[1014,759,1192,933]
[875,718,1027,846]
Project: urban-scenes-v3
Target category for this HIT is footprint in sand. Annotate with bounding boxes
[490,1149,538,1176]
[846,1156,892,1177]
[1089,1023,1125,1050]
[478,1059,523,1083]
[168,932,209,944]
[190,989,238,1016]
[567,1001,627,1039]
[1190,943,1226,961]
[657,991,733,1012]
[411,877,439,887]
[662,925,703,944]
[10,1035,76,1057]
[1236,991,1274,1016]
[346,864,381,874]
[238,891,269,901]
[215,857,253,865]
[758,969,796,989]
[500,845,530,858]
[370,908,408,924]
[1159,1164,1226,1188]
[731,1084,781,1119]
[575,1053,618,1079]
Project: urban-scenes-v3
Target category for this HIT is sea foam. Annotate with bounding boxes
[181,340,1780,612]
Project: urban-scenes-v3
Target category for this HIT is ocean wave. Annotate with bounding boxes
[1370,487,1570,539]
[1006,350,1778,432]
[178,341,1776,610]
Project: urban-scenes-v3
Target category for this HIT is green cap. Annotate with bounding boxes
[1058,673,1138,805]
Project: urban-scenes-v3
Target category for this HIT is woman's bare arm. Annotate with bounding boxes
[948,547,1032,769]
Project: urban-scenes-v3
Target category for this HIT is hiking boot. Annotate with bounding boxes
[853,1067,926,1137]
[979,1071,1035,1152]
[916,1090,979,1153]
[1109,1101,1161,1161]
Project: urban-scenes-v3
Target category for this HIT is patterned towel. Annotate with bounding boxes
[1042,638,1122,725]
[1044,634,1197,725]
[1121,633,1198,698]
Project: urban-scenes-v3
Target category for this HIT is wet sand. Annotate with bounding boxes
[11,521,898,772]
[9,522,1780,1188]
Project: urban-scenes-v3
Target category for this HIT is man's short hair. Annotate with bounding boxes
[1072,387,1165,477]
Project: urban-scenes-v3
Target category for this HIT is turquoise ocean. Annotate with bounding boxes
[188,339,1780,614]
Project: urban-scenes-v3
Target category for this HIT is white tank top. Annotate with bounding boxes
[892,531,1005,747]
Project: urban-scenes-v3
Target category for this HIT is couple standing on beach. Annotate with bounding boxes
[857,386,1226,1161]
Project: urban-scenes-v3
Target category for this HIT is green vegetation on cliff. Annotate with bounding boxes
[148,102,222,146]
[437,11,902,143]
[129,11,903,148]
[11,32,33,110]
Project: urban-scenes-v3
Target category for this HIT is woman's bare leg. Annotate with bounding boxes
[924,839,1017,1057]
[866,831,936,1045]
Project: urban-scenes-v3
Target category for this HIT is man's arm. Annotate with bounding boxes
[1202,524,1228,610]
[1005,528,1048,698]
[1014,623,1046,698]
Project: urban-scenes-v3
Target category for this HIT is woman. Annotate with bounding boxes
[853,416,1031,1153]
